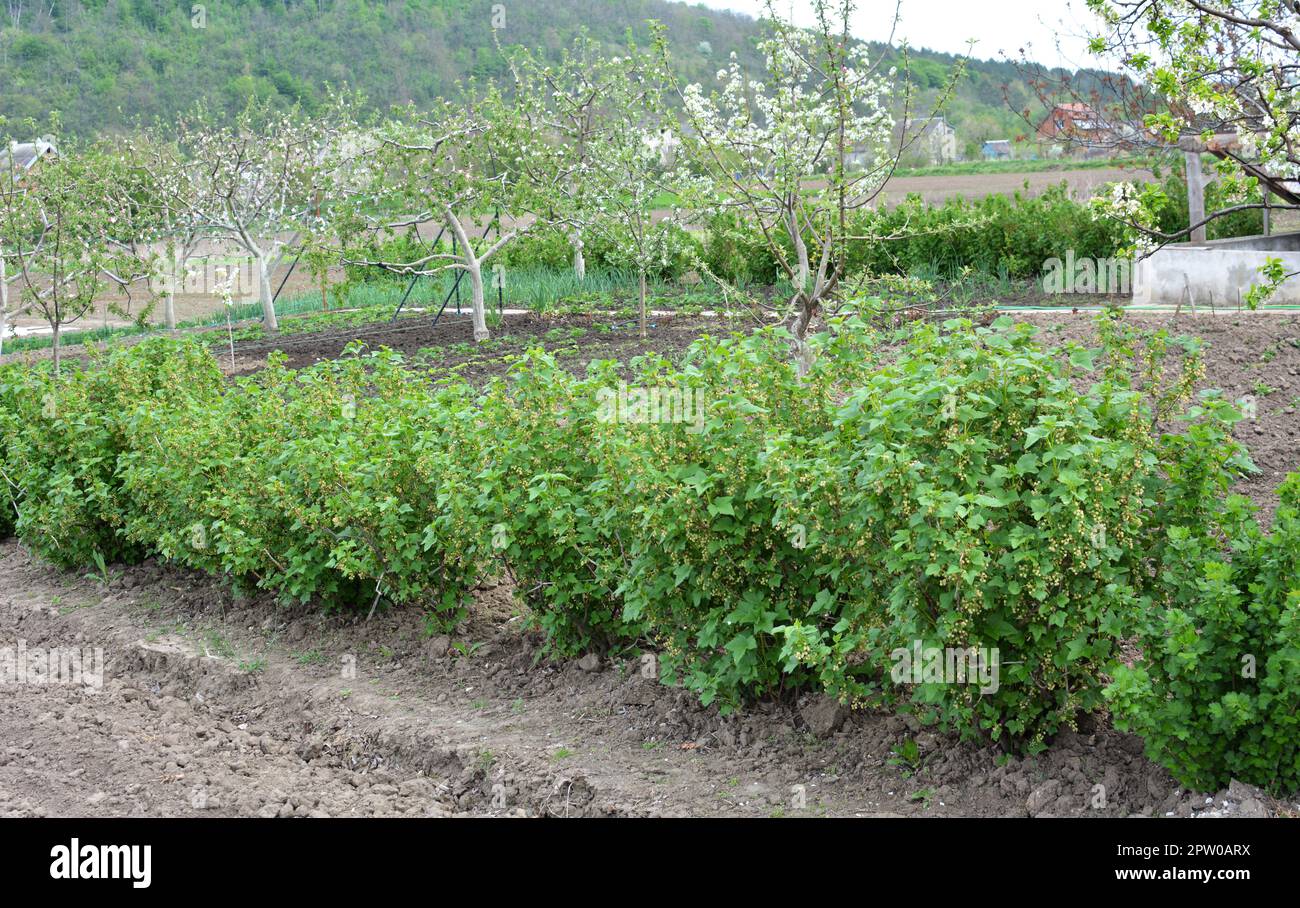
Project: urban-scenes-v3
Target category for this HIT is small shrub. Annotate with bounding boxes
[498,226,577,270]
[766,316,1242,748]
[118,345,487,623]
[475,350,636,655]
[0,373,18,539]
[701,210,785,285]
[1,339,210,568]
[610,324,878,707]
[1106,481,1300,794]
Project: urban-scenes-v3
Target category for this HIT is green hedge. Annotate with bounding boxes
[0,374,19,539]
[0,341,209,568]
[0,318,1294,790]
[498,222,703,280]
[497,184,1128,287]
[846,184,1128,279]
[336,179,1259,300]
[340,181,1257,295]
[693,183,1126,285]
[4,341,486,626]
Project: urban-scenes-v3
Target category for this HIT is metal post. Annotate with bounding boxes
[429,269,469,329]
[391,225,447,322]
[495,208,504,316]
[272,248,304,304]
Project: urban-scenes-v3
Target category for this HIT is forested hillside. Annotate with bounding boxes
[1,0,1076,153]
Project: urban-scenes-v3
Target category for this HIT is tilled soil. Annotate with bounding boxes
[0,543,1290,818]
[811,166,1156,207]
[221,311,753,379]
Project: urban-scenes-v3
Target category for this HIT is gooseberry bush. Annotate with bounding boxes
[763,316,1248,747]
[608,325,879,708]
[0,340,209,568]
[1,339,490,629]
[0,314,1294,789]
[0,374,18,540]
[1106,482,1300,795]
[471,350,638,656]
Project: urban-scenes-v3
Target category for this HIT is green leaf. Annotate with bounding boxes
[709,496,735,517]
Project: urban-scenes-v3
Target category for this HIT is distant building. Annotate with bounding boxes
[843,142,875,171]
[0,136,57,176]
[982,139,1013,161]
[1036,104,1115,158]
[904,117,958,165]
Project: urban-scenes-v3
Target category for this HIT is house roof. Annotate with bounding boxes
[906,117,954,134]
[1037,103,1114,142]
[1,137,57,172]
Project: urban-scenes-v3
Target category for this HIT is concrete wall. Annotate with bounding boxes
[1132,231,1300,306]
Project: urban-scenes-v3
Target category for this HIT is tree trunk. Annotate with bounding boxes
[788,208,810,292]
[790,295,817,378]
[165,245,187,329]
[793,331,814,377]
[469,260,489,342]
[639,270,648,339]
[52,322,61,377]
[256,252,279,333]
[446,209,490,342]
[572,230,586,282]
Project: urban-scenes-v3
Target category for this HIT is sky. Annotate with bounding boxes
[690,0,1105,68]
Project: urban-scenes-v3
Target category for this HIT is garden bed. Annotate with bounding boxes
[221,311,747,379]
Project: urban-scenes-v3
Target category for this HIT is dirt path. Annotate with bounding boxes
[1,541,1287,819]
